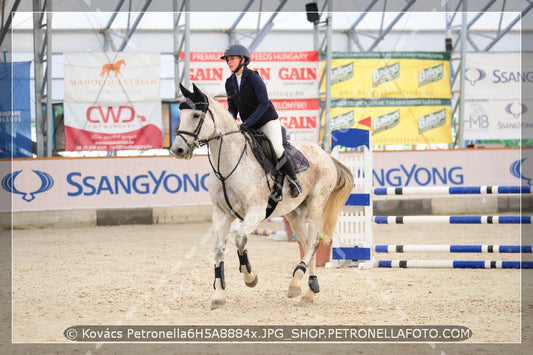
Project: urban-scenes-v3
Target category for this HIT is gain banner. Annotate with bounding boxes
[331,98,452,145]
[63,53,163,151]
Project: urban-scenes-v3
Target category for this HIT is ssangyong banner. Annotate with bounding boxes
[464,52,531,100]
[463,98,533,140]
[2,149,529,212]
[2,156,212,212]
[189,51,319,99]
[463,52,533,140]
[63,52,162,150]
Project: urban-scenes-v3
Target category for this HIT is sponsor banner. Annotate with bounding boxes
[64,53,161,102]
[371,148,527,187]
[273,99,319,143]
[2,156,212,212]
[0,61,32,158]
[464,52,532,100]
[331,98,452,145]
[190,51,319,99]
[323,52,451,99]
[463,99,533,140]
[64,101,163,151]
[2,148,529,212]
[217,98,320,144]
[64,52,163,151]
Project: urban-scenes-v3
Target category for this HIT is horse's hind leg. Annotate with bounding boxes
[286,206,321,303]
[285,208,311,298]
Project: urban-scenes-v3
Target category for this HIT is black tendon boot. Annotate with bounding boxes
[280,152,302,197]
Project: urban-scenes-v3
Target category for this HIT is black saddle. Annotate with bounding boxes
[243,126,309,218]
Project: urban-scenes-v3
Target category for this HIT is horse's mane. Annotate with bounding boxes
[205,93,240,131]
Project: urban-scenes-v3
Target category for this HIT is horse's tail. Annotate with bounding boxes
[321,157,354,244]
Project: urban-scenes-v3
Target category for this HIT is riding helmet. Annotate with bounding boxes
[220,44,251,66]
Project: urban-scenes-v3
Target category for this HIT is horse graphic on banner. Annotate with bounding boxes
[99,59,126,77]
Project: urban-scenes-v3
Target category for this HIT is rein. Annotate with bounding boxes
[176,99,247,220]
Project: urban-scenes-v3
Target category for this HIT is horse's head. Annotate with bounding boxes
[170,83,215,159]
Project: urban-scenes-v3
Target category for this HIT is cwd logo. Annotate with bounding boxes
[2,170,54,202]
[86,105,147,124]
[510,158,532,186]
[464,68,486,85]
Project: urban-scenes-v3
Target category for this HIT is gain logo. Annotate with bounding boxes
[510,158,531,186]
[464,68,486,85]
[1,170,54,202]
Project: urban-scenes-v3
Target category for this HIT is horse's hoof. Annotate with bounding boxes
[210,299,226,310]
[287,286,302,298]
[298,296,314,306]
[245,274,258,288]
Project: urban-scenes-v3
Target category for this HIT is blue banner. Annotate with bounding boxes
[0,61,32,158]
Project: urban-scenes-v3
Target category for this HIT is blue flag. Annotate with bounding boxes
[0,61,32,158]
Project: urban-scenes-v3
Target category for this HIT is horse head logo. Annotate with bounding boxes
[99,59,126,77]
[464,68,486,86]
[1,170,54,202]
[505,102,527,119]
[510,158,532,186]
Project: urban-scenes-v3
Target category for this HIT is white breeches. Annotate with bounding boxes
[258,119,285,158]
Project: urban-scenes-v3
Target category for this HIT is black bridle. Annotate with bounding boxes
[175,97,247,220]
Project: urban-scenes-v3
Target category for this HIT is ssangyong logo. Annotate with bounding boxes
[510,158,532,186]
[2,170,54,202]
[505,102,527,119]
[464,68,486,85]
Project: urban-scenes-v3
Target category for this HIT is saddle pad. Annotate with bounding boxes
[247,129,309,175]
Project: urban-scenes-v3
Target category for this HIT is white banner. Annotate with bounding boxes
[463,99,533,140]
[463,52,533,140]
[189,51,319,99]
[2,149,530,212]
[64,52,161,102]
[464,52,532,100]
[64,52,163,150]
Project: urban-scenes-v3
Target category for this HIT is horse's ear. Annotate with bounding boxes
[180,83,192,98]
[193,83,208,103]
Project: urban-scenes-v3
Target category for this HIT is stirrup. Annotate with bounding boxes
[287,177,302,197]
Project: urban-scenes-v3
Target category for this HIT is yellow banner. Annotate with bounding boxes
[322,52,451,99]
[330,99,452,145]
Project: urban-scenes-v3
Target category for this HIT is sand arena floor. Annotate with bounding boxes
[5,220,533,354]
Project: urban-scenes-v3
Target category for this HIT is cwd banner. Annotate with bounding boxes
[331,98,452,146]
[63,52,163,151]
[323,52,451,99]
[463,52,533,140]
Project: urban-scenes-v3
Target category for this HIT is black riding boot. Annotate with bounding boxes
[279,152,302,198]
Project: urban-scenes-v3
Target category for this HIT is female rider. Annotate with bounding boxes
[221,44,302,197]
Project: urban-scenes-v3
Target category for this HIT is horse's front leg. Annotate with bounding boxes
[211,208,233,310]
[234,211,264,288]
